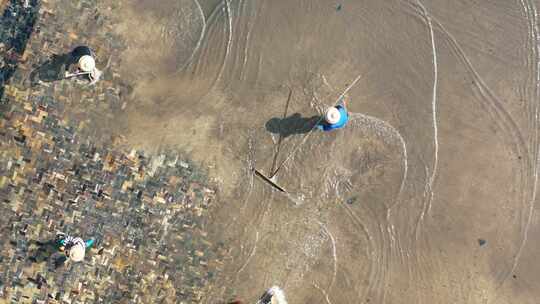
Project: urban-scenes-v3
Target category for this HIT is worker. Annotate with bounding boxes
[257,286,288,304]
[316,97,349,131]
[226,286,287,304]
[55,233,94,263]
[65,45,102,84]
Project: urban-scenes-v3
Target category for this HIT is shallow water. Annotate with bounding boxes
[110,0,540,302]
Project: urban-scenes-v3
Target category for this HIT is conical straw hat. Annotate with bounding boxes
[78,55,95,72]
[69,243,85,262]
[325,107,341,124]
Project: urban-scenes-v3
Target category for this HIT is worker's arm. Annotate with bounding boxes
[88,69,102,85]
[340,97,348,109]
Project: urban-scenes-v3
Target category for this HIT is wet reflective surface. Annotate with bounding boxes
[110,0,540,302]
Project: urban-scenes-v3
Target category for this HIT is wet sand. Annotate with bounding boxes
[106,0,540,303]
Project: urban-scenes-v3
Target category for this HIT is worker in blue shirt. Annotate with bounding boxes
[317,98,349,131]
[55,233,95,262]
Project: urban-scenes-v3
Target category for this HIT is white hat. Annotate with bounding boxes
[325,107,341,125]
[268,286,288,304]
[78,55,96,72]
[69,243,86,262]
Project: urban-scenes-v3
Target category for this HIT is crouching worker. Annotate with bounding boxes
[55,233,95,263]
[256,286,288,304]
[65,45,102,84]
[317,97,349,131]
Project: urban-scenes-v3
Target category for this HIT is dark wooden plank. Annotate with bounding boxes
[254,169,286,193]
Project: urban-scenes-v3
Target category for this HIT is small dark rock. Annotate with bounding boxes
[478,239,486,246]
[13,134,26,143]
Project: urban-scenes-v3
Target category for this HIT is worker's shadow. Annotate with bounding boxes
[27,239,67,270]
[29,53,74,85]
[265,113,320,138]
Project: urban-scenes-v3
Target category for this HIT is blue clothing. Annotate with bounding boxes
[85,239,95,248]
[317,105,349,131]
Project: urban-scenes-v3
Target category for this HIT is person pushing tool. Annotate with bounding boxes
[227,286,288,304]
[64,45,102,84]
[254,97,351,193]
[55,232,95,263]
[316,97,349,131]
[254,75,362,193]
[257,286,288,304]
